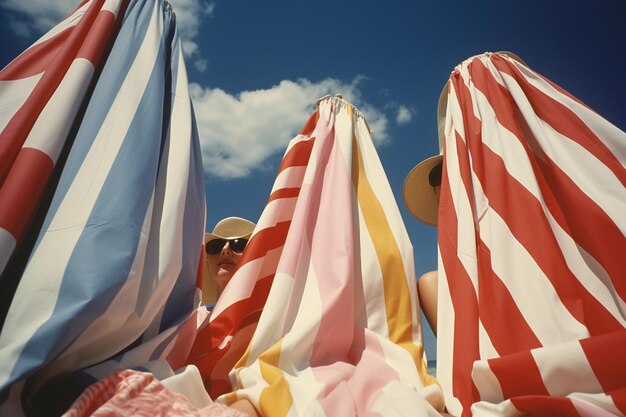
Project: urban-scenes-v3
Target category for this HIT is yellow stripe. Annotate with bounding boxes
[257,340,293,417]
[351,130,436,386]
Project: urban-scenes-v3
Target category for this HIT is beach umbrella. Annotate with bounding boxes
[0,0,205,414]
[188,95,445,416]
[435,52,626,416]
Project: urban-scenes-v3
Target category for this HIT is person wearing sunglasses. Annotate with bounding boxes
[202,216,256,304]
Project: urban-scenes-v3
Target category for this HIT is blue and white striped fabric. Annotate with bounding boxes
[0,1,205,415]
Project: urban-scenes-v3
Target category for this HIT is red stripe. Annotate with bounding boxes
[277,138,314,175]
[299,110,319,135]
[0,0,106,184]
[438,152,480,417]
[237,220,290,269]
[511,395,581,417]
[188,278,269,397]
[461,61,624,334]
[490,55,626,187]
[77,8,118,64]
[579,330,626,395]
[267,187,300,203]
[488,351,549,399]
[0,29,72,80]
[0,148,54,241]
[611,387,626,416]
[476,235,542,353]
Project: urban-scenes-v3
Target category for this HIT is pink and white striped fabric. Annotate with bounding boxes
[0,0,128,275]
[435,52,626,417]
[188,96,445,416]
[62,370,245,417]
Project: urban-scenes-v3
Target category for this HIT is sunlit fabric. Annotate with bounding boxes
[436,52,626,417]
[188,95,444,416]
[0,0,205,415]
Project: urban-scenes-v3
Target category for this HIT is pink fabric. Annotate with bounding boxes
[62,370,246,417]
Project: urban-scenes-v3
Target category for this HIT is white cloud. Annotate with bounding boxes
[1,0,213,71]
[396,105,412,125]
[190,77,390,180]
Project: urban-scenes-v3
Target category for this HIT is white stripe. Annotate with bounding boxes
[275,256,321,370]
[277,257,321,371]
[142,45,195,337]
[232,362,269,408]
[472,359,504,404]
[23,59,94,162]
[0,0,161,383]
[253,196,297,234]
[471,399,524,417]
[444,114,479,293]
[435,251,462,416]
[532,340,603,397]
[354,108,417,307]
[477,320,498,361]
[570,391,625,417]
[270,165,306,194]
[0,74,43,133]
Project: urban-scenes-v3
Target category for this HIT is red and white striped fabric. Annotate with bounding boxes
[0,0,128,275]
[188,95,445,416]
[436,52,626,417]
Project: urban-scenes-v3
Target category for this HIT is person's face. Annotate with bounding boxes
[206,239,247,295]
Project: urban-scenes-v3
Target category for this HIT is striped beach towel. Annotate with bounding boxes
[436,52,626,416]
[189,95,445,416]
[0,0,205,415]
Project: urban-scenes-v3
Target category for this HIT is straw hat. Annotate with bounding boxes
[204,216,255,242]
[403,51,527,226]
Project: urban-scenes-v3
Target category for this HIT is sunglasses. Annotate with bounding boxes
[205,238,249,255]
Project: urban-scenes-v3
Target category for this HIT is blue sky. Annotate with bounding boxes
[1,0,625,359]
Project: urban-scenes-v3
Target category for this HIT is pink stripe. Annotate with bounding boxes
[313,328,395,416]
